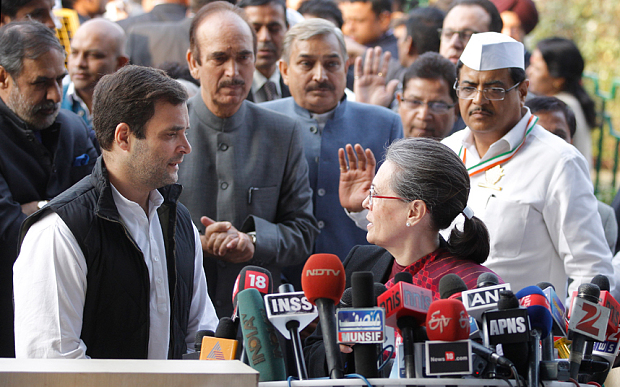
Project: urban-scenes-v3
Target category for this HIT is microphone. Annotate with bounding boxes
[567,283,610,380]
[301,253,346,379]
[349,271,381,378]
[182,330,215,359]
[199,318,239,360]
[439,273,468,300]
[377,274,432,378]
[237,288,286,382]
[462,282,511,323]
[477,273,500,288]
[537,282,568,337]
[516,286,554,387]
[589,275,619,384]
[426,299,514,375]
[483,290,530,378]
[232,265,273,319]
[264,283,318,380]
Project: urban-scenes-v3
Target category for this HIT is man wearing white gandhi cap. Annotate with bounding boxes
[441,32,618,299]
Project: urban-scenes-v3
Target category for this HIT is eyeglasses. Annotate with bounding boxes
[368,185,407,208]
[453,81,522,101]
[437,28,477,43]
[400,97,455,114]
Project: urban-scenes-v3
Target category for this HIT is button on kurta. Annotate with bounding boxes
[221,182,228,190]
[218,143,229,151]
[310,126,318,134]
[317,188,325,196]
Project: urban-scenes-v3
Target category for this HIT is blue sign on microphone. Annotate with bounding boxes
[337,307,384,344]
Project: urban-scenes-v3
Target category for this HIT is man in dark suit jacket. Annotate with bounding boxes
[239,0,291,103]
[179,2,318,318]
[117,0,187,32]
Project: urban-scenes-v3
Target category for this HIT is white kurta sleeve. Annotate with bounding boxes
[185,222,219,352]
[13,212,89,359]
[543,153,617,299]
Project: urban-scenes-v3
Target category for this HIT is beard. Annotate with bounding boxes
[127,139,180,191]
[7,84,60,130]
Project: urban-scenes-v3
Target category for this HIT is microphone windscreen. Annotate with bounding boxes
[302,254,345,305]
[394,271,413,284]
[340,287,353,307]
[373,282,388,299]
[497,290,519,310]
[578,283,600,303]
[591,275,610,292]
[425,299,470,341]
[536,282,554,290]
[195,330,215,350]
[516,286,553,338]
[215,317,238,339]
[352,271,375,307]
[439,273,467,299]
[477,272,499,288]
[237,288,286,381]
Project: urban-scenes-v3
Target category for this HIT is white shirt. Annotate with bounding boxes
[441,109,617,299]
[13,185,218,359]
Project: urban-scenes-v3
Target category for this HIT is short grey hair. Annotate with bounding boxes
[282,18,348,64]
[0,21,64,78]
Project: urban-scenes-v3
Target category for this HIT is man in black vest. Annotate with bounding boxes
[14,65,218,359]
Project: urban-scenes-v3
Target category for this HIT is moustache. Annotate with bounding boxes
[306,82,335,92]
[33,102,59,115]
[218,78,246,88]
[257,42,277,53]
[469,107,493,116]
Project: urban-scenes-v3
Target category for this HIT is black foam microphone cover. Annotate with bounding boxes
[497,290,520,309]
[352,272,376,307]
[578,283,601,303]
[340,287,353,308]
[439,273,467,299]
[591,275,610,292]
[215,317,238,340]
[477,272,499,288]
[394,271,413,284]
[536,282,555,290]
[195,330,215,351]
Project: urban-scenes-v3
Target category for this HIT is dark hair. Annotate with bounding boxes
[93,65,188,151]
[448,0,503,33]
[386,137,490,264]
[526,96,577,138]
[0,21,64,78]
[406,6,444,55]
[348,0,392,16]
[297,0,344,29]
[403,52,456,102]
[159,61,200,86]
[1,0,38,17]
[190,1,257,65]
[536,37,596,128]
[456,60,525,86]
[238,0,288,27]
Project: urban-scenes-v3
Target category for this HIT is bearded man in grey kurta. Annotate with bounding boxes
[179,2,318,318]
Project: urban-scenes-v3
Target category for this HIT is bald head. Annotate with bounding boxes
[68,18,128,104]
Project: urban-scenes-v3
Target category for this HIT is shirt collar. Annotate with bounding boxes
[252,68,282,96]
[461,107,532,161]
[110,183,165,223]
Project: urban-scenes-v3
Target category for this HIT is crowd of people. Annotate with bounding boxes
[1,0,618,376]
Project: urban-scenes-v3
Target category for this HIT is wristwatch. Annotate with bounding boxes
[247,231,257,246]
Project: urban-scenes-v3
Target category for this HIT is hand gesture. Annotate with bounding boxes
[338,144,376,212]
[200,216,255,264]
[353,46,399,107]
